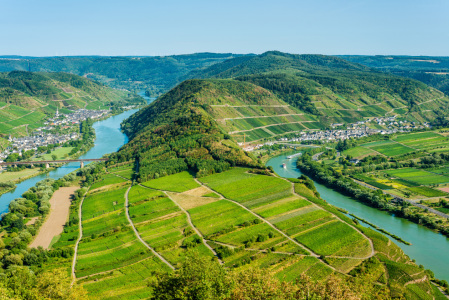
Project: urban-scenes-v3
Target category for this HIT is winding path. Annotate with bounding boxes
[71,186,91,286]
[124,185,175,270]
[164,191,223,264]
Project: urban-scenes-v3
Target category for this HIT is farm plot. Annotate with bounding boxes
[273,256,325,282]
[75,185,155,278]
[90,174,129,190]
[83,186,129,218]
[199,168,292,208]
[212,222,287,250]
[141,171,200,192]
[342,146,377,159]
[394,132,441,142]
[188,200,257,237]
[406,186,447,197]
[369,141,415,156]
[129,186,213,265]
[294,221,372,257]
[386,168,449,185]
[76,232,151,277]
[82,256,171,300]
[253,196,311,218]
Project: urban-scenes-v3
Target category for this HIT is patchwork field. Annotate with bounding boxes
[141,171,200,192]
[56,162,439,299]
[199,168,372,259]
[386,168,449,185]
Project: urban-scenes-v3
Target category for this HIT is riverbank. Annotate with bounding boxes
[266,153,449,283]
[0,108,140,215]
[29,186,79,249]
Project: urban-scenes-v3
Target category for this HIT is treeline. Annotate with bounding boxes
[0,173,78,272]
[148,251,384,300]
[297,155,449,237]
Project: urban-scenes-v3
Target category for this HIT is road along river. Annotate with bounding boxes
[267,153,449,282]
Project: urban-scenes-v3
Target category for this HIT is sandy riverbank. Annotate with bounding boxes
[29,186,78,249]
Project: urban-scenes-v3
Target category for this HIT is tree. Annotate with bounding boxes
[52,154,57,161]
[149,251,233,300]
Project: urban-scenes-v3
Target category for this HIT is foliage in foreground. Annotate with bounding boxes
[0,267,87,300]
[149,252,384,300]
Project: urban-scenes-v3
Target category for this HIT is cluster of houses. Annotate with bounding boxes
[0,132,80,160]
[0,108,107,162]
[239,116,431,151]
[45,108,109,127]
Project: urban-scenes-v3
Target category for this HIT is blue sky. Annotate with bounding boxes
[1,0,448,56]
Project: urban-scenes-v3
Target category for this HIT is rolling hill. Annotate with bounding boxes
[339,55,449,96]
[100,60,446,298]
[121,52,449,151]
[0,53,246,95]
[0,71,144,138]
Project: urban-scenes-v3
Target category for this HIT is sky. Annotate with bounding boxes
[0,0,448,57]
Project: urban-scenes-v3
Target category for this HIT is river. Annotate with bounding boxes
[0,92,155,215]
[267,153,449,282]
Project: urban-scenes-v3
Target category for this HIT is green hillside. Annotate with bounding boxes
[188,51,449,126]
[339,55,449,96]
[0,71,144,137]
[0,53,246,95]
[122,52,449,148]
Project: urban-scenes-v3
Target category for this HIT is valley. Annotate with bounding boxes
[1,52,449,299]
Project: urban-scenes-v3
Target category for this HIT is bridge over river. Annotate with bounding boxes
[0,158,108,169]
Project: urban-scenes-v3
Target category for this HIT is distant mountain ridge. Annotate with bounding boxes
[339,55,449,95]
[0,53,248,95]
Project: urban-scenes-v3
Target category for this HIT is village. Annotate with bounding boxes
[0,109,109,161]
[242,116,431,151]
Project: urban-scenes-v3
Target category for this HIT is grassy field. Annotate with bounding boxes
[342,146,377,158]
[369,141,415,156]
[0,167,43,183]
[33,147,74,161]
[386,168,449,185]
[141,171,200,192]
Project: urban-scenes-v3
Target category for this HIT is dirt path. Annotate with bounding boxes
[124,185,175,270]
[164,191,223,264]
[71,186,90,285]
[30,186,78,249]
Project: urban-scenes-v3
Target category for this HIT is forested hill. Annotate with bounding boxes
[185,51,449,124]
[120,52,449,157]
[116,79,263,182]
[338,55,449,96]
[0,71,143,137]
[0,53,246,95]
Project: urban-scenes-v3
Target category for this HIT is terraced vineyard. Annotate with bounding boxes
[42,162,441,299]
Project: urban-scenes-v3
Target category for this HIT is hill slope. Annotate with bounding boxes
[339,55,449,96]
[0,71,144,137]
[187,51,449,126]
[0,53,246,95]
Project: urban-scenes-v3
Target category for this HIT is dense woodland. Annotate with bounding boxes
[340,55,449,96]
[116,80,263,181]
[0,54,245,95]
